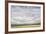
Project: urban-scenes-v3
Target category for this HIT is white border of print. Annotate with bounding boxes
[8,3,43,32]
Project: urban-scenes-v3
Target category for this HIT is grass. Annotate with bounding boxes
[15,25,40,28]
[11,23,40,28]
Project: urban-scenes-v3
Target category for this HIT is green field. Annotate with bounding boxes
[15,25,40,28]
[11,23,40,28]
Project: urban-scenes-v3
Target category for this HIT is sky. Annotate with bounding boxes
[11,5,41,24]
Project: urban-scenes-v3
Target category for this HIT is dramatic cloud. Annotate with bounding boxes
[11,6,41,24]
